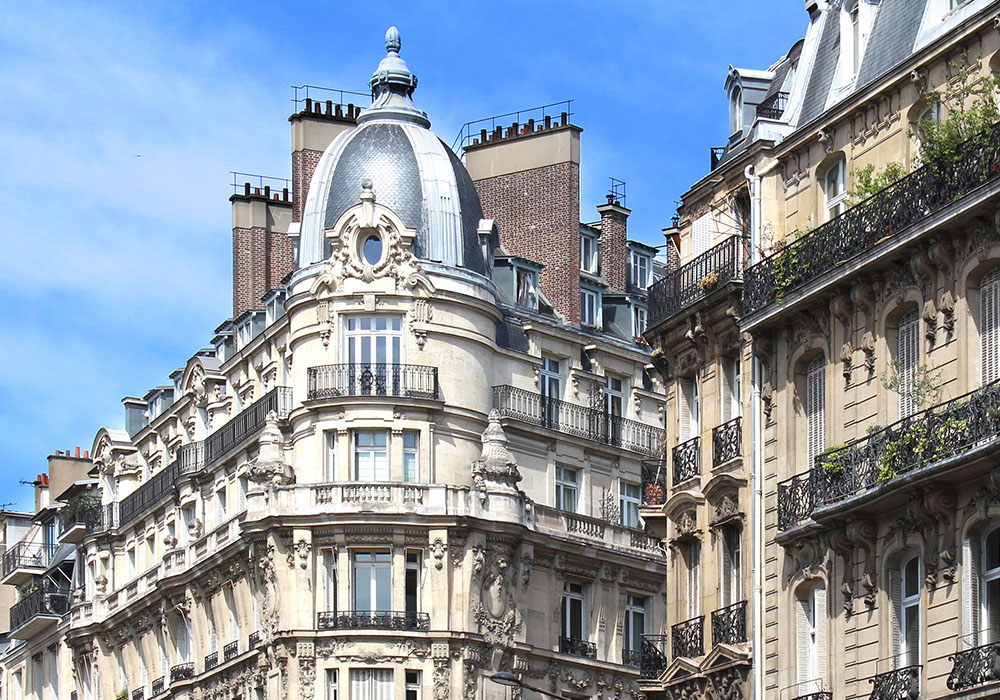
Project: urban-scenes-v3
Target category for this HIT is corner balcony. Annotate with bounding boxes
[9,585,69,638]
[492,385,663,455]
[778,380,1000,530]
[316,610,430,631]
[307,363,439,401]
[58,497,102,544]
[639,634,669,679]
[744,119,1000,325]
[1,542,56,586]
[671,615,704,659]
[647,235,744,330]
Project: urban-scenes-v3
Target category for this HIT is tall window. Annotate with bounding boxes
[561,581,585,641]
[350,670,392,700]
[849,1,861,75]
[982,267,1000,385]
[516,267,538,310]
[806,357,826,468]
[581,232,599,273]
[556,467,579,513]
[344,315,403,395]
[824,159,847,220]
[215,485,227,526]
[796,585,827,690]
[326,669,338,700]
[730,86,743,134]
[175,614,191,664]
[320,549,337,613]
[892,555,921,668]
[619,481,641,529]
[624,594,647,656]
[721,356,741,423]
[897,310,920,417]
[405,551,421,619]
[683,541,701,618]
[405,671,421,700]
[403,432,419,483]
[692,213,713,257]
[678,377,700,442]
[206,598,218,654]
[720,524,741,606]
[354,431,389,481]
[633,305,647,337]
[224,585,239,644]
[965,526,1000,647]
[580,288,600,327]
[324,430,337,481]
[353,552,391,614]
[606,375,624,444]
[631,251,650,289]
[541,356,561,428]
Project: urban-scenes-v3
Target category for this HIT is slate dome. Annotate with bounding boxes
[298,27,487,274]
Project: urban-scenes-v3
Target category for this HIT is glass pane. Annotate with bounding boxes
[904,604,919,665]
[354,565,371,612]
[904,558,919,598]
[375,564,392,611]
[988,529,1000,572]
[989,578,1000,640]
[404,432,417,448]
[374,453,388,480]
[374,431,387,447]
[406,568,418,614]
[570,598,583,638]
[403,454,416,482]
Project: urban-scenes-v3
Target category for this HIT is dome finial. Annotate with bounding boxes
[385,26,401,54]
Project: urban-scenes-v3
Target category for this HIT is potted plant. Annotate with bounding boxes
[697,271,719,292]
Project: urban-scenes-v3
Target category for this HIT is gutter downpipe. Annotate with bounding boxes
[744,159,778,700]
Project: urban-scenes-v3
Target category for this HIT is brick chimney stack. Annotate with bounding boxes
[290,100,358,223]
[231,191,294,318]
[464,118,583,324]
[597,196,630,291]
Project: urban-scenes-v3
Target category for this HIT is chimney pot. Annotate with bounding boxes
[283,187,289,202]
[84,450,89,459]
[544,115,552,129]
[244,182,251,196]
[264,185,271,198]
[75,446,80,458]
[335,104,343,118]
[325,100,333,115]
[304,97,312,112]
[560,112,568,126]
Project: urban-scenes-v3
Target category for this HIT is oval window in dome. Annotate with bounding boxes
[362,234,383,265]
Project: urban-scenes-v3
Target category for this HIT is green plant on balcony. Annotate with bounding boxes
[876,417,970,484]
[881,360,942,411]
[819,444,848,477]
[771,244,798,304]
[847,162,907,206]
[66,494,101,516]
[17,585,38,601]
[697,271,719,292]
[116,690,128,700]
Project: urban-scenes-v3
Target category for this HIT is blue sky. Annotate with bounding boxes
[0,1,805,509]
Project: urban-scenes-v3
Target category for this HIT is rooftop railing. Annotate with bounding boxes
[452,100,574,152]
[744,120,1000,317]
[648,236,744,328]
[492,385,663,455]
[307,363,438,400]
[291,85,370,116]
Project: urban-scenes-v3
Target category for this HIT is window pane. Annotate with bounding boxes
[904,558,919,598]
[354,563,372,611]
[988,529,1000,572]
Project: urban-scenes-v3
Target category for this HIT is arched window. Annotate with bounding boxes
[806,356,826,467]
[982,267,1000,385]
[897,309,920,418]
[730,86,743,134]
[891,554,921,668]
[795,583,827,692]
[823,159,847,221]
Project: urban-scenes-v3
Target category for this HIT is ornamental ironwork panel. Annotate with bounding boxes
[756,91,789,120]
[1,542,56,578]
[316,610,430,631]
[223,641,238,662]
[492,385,664,455]
[622,648,642,668]
[559,636,597,659]
[307,363,439,400]
[248,631,260,648]
[641,459,668,506]
[745,119,1000,315]
[205,386,292,463]
[59,497,102,534]
[9,585,69,630]
[792,693,832,700]
[777,470,820,530]
[672,615,704,659]
[151,678,164,696]
[869,666,919,700]
[640,634,669,679]
[673,437,700,485]
[948,641,1000,691]
[132,690,144,700]
[711,600,747,646]
[648,236,745,328]
[204,652,218,671]
[712,417,742,467]
[170,663,194,683]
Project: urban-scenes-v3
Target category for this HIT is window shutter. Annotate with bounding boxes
[679,379,695,441]
[898,310,919,417]
[806,357,826,466]
[983,267,1000,385]
[796,597,811,684]
[964,537,980,644]
[815,587,828,683]
[720,532,732,606]
[693,214,713,257]
[889,568,902,666]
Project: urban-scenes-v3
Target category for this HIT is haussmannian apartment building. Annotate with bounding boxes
[0,27,671,700]
[639,1,1000,700]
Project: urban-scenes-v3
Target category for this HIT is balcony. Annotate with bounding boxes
[559,636,597,659]
[710,600,747,646]
[492,385,663,455]
[781,680,831,700]
[777,380,1000,529]
[533,505,660,555]
[9,585,69,638]
[248,630,260,648]
[132,690,144,700]
[744,119,1000,319]
[204,652,218,671]
[58,497,102,543]
[151,678,164,696]
[712,417,742,467]
[869,665,920,700]
[672,615,704,659]
[1,542,56,586]
[205,386,292,463]
[307,363,438,400]
[170,663,194,683]
[640,459,667,507]
[756,91,788,120]
[623,648,642,668]
[640,635,669,679]
[224,640,239,662]
[316,610,430,631]
[948,635,1000,691]
[672,437,700,485]
[648,235,744,329]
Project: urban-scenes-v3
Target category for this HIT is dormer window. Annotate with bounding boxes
[580,231,599,274]
[729,86,743,134]
[849,1,860,75]
[630,251,650,289]
[516,266,538,310]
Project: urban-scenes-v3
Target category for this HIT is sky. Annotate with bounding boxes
[0,1,806,510]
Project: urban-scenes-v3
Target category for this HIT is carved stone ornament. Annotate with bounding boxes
[672,509,699,541]
[245,412,295,494]
[705,666,747,700]
[711,492,741,526]
[841,341,854,388]
[410,299,432,350]
[473,552,522,646]
[430,538,446,570]
[471,410,523,503]
[861,331,877,375]
[761,380,774,422]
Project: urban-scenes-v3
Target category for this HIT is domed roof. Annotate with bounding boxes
[298,28,487,275]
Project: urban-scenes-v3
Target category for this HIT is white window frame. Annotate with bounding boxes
[796,585,827,689]
[630,251,650,289]
[323,430,337,481]
[352,551,392,614]
[806,357,826,468]
[897,310,920,418]
[633,305,647,337]
[580,287,601,327]
[555,466,579,513]
[824,159,847,221]
[982,526,1000,644]
[403,431,419,483]
[540,357,561,399]
[720,356,741,423]
[561,581,586,641]
[405,670,421,700]
[581,232,599,274]
[730,85,743,134]
[684,540,700,618]
[354,430,389,481]
[624,594,648,654]
[350,669,393,700]
[405,550,421,617]
[619,480,641,529]
[678,377,700,442]
[894,554,921,668]
[692,213,713,257]
[326,669,338,700]
[720,523,742,607]
[515,266,539,310]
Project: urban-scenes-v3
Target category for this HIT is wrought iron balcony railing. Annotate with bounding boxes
[559,636,597,659]
[673,437,700,485]
[640,459,667,506]
[711,600,747,646]
[248,630,260,648]
[745,119,1000,316]
[648,236,744,328]
[58,497,102,534]
[2,542,56,578]
[9,585,69,630]
[640,635,669,679]
[170,663,194,683]
[778,380,1000,529]
[316,610,430,631]
[756,91,789,120]
[204,652,218,671]
[307,363,439,400]
[132,689,144,700]
[781,680,832,700]
[492,385,663,455]
[713,417,742,467]
[224,640,238,662]
[869,665,920,700]
[672,615,704,659]
[622,648,642,668]
[205,386,292,463]
[948,639,1000,691]
[151,677,164,696]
